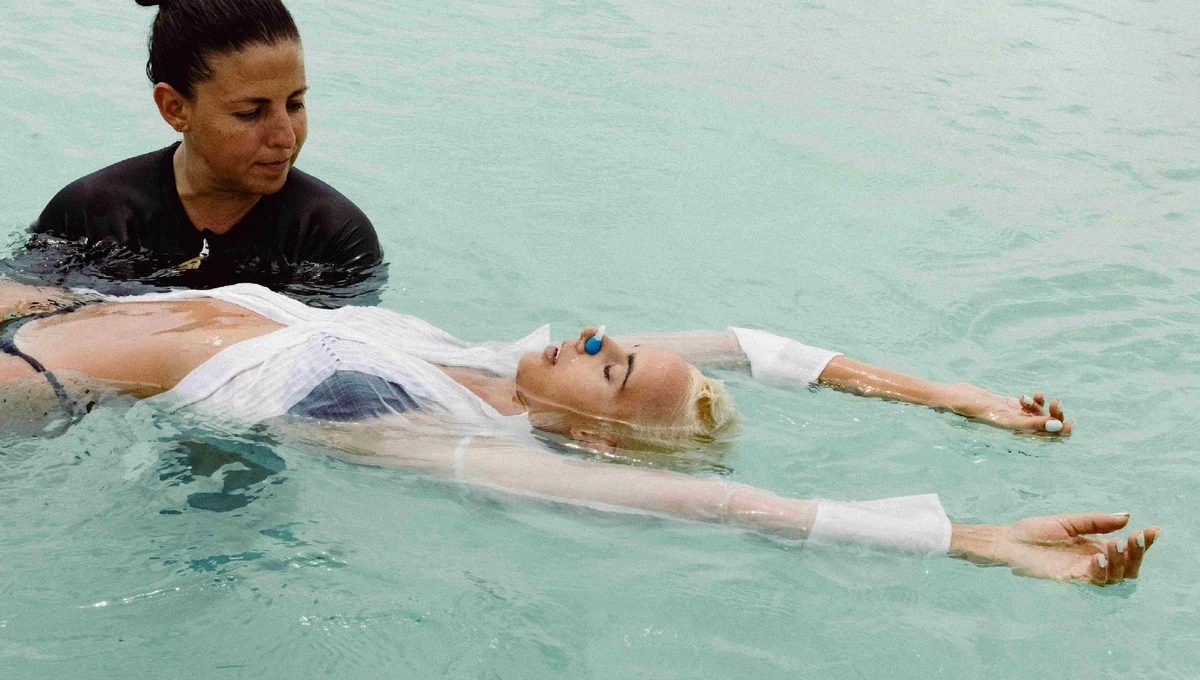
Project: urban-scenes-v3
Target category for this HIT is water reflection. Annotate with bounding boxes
[157,432,287,513]
[2,233,386,308]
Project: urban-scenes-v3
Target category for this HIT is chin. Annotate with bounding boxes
[514,351,539,388]
[243,172,289,196]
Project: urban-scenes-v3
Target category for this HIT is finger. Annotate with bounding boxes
[1106,538,1124,584]
[1055,512,1130,536]
[1061,420,1074,436]
[1124,532,1143,579]
[1049,399,1064,422]
[1034,392,1045,407]
[1019,395,1042,415]
[1024,414,1064,434]
[1087,551,1109,585]
[1143,526,1160,551]
[1125,527,1159,579]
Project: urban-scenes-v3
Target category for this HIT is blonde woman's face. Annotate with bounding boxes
[515,328,693,431]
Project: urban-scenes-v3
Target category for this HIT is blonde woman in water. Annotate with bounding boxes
[0,280,1155,586]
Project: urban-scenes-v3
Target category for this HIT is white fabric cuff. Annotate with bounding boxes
[808,494,953,554]
[728,327,841,387]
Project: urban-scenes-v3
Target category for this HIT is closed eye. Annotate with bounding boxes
[603,364,613,381]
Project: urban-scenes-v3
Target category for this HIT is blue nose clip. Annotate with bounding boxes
[584,325,606,355]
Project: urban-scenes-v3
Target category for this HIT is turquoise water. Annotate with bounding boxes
[2,0,1199,676]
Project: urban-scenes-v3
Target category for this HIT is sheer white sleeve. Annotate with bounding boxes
[808,494,953,554]
[727,327,841,387]
[295,421,951,555]
[610,328,840,385]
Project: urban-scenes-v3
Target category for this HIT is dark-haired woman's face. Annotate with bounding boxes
[181,40,307,196]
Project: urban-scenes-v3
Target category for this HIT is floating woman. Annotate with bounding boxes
[0,280,1154,586]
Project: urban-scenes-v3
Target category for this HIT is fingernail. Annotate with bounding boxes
[1021,395,1034,406]
[1137,533,1146,549]
[1045,419,1064,433]
[1097,553,1107,568]
[1116,541,1124,553]
[1110,512,1130,518]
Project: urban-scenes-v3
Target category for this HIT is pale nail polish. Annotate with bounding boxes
[1097,553,1107,568]
[1021,395,1034,406]
[1110,512,1130,518]
[1116,541,1124,553]
[1137,533,1146,549]
[1045,419,1064,433]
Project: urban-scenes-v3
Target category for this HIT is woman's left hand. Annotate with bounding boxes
[952,385,1073,435]
[952,513,1159,585]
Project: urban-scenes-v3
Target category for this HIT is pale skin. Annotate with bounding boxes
[614,329,1073,435]
[0,281,1155,585]
[152,40,308,234]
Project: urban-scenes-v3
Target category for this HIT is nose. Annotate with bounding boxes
[265,105,297,149]
[574,327,617,357]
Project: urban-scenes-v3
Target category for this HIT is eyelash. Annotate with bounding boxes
[235,101,305,119]
[603,364,613,381]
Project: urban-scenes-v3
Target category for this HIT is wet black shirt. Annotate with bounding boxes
[11,143,386,306]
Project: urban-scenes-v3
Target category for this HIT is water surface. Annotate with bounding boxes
[1,0,1198,677]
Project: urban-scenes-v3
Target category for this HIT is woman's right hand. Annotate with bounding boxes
[950,385,1074,435]
[951,513,1159,585]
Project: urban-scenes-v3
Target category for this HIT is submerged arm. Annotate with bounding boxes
[291,420,1153,584]
[0,279,99,323]
[291,420,816,539]
[0,280,73,316]
[614,329,1072,435]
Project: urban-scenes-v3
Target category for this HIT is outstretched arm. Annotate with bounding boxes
[613,329,1072,435]
[0,279,89,318]
[0,280,67,315]
[288,419,818,538]
[817,355,1072,435]
[289,420,1151,585]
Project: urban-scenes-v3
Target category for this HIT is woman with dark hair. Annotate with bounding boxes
[21,0,384,303]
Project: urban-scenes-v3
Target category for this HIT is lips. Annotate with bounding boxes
[543,344,559,365]
[256,158,291,172]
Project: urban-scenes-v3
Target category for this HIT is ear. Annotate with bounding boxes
[568,426,619,452]
[153,82,191,133]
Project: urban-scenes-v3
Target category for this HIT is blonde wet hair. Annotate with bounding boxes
[596,364,739,453]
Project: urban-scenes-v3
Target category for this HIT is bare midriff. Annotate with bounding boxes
[13,299,284,398]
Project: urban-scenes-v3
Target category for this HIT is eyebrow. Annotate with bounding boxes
[620,353,635,391]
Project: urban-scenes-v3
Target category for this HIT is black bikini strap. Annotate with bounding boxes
[1,300,91,417]
[0,334,74,410]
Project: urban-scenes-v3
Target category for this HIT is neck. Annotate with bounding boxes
[438,366,525,416]
[173,141,261,235]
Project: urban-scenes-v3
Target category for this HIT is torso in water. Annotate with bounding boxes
[15,299,284,398]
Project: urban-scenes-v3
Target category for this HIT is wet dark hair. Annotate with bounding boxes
[135,0,301,98]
